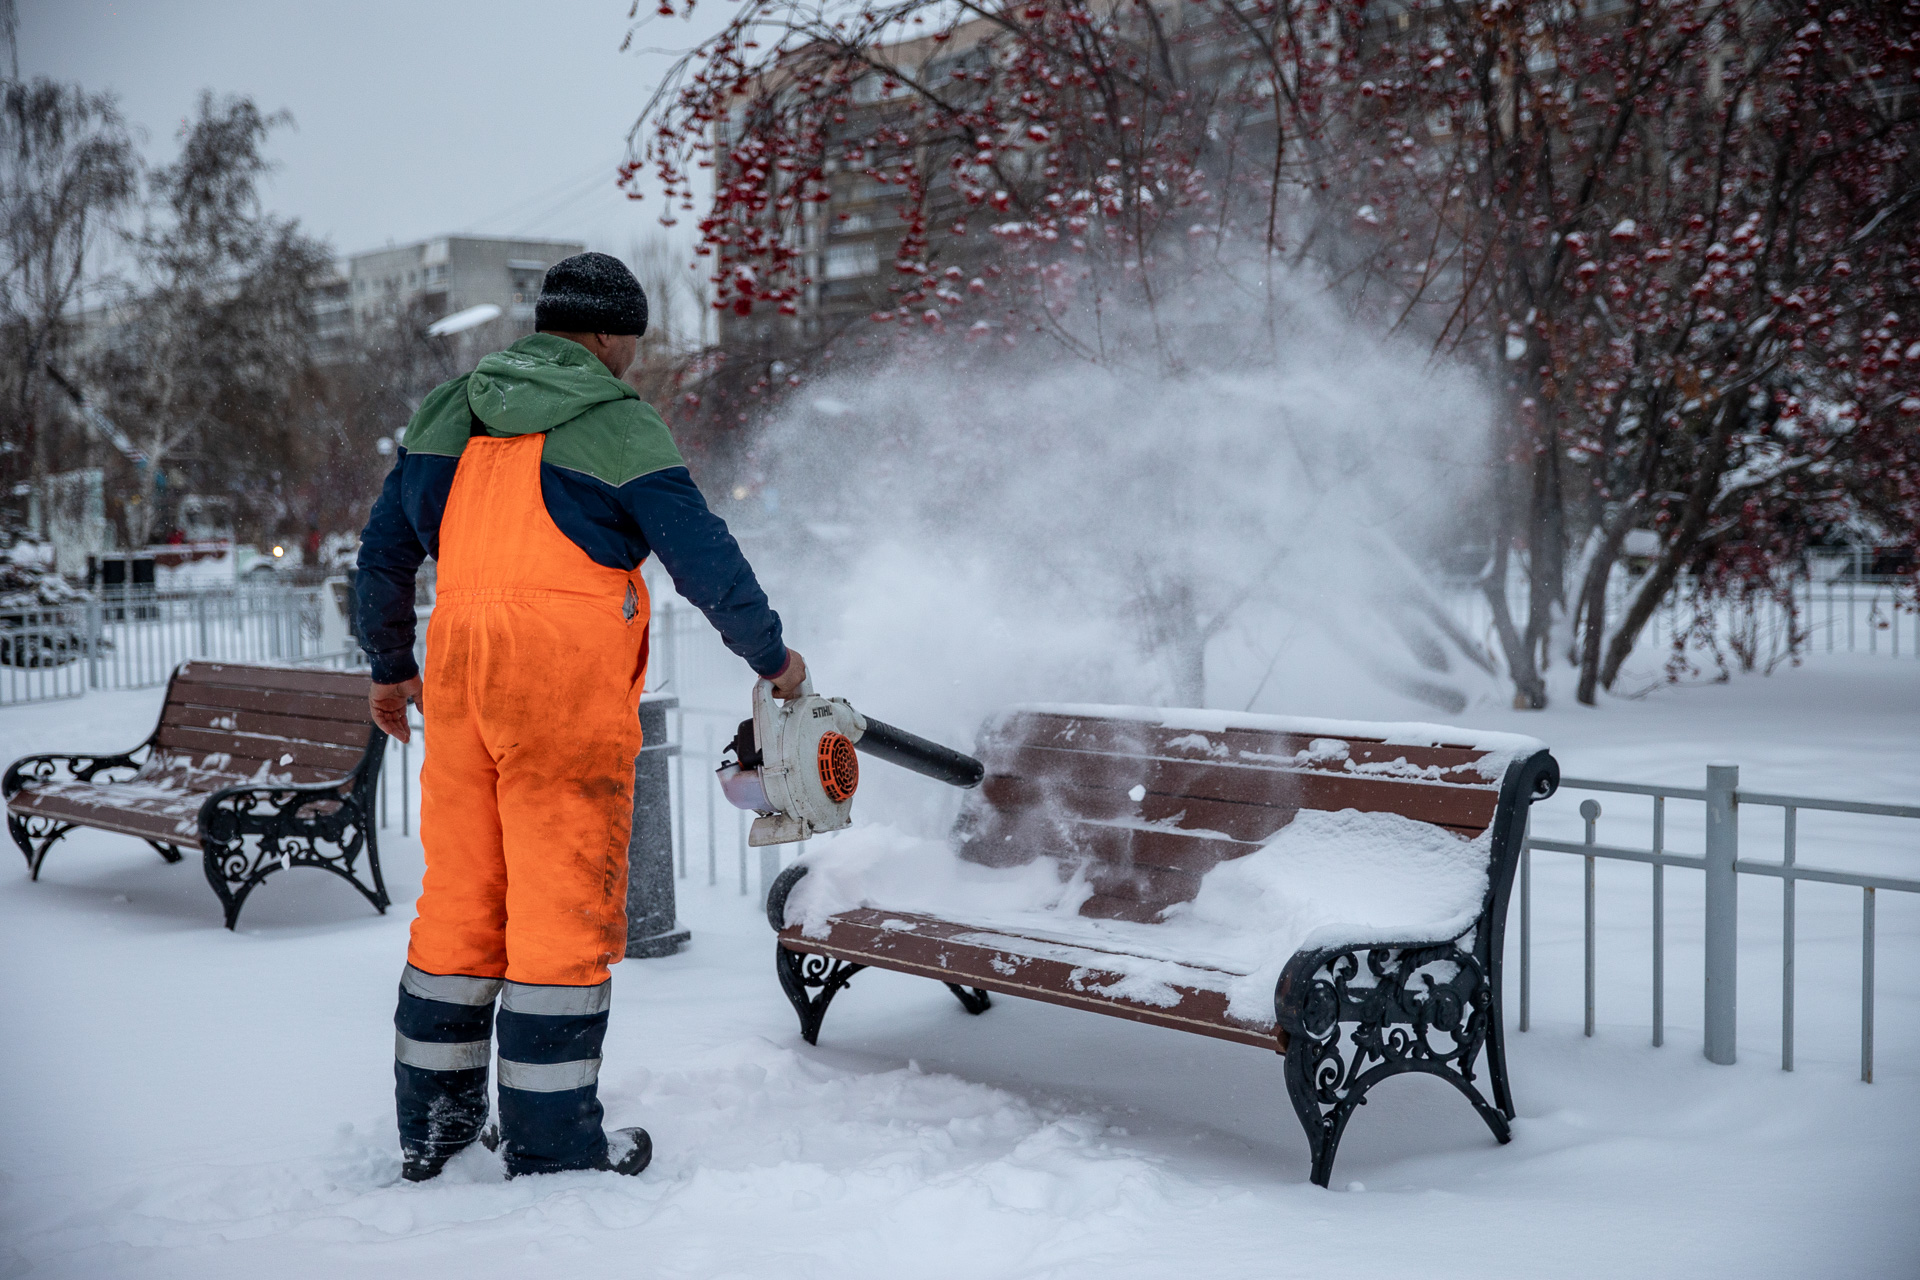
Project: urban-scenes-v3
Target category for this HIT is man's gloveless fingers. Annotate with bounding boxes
[369,682,418,743]
[770,649,808,700]
[374,703,411,744]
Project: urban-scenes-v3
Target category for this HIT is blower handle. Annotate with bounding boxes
[854,718,985,789]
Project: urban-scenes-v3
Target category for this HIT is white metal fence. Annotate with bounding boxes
[1521,767,1918,1082]
[643,597,786,899]
[0,586,347,707]
[1437,572,1917,674]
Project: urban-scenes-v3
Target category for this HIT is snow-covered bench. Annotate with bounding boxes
[766,704,1559,1186]
[4,661,389,929]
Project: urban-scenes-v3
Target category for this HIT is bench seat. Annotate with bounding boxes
[5,661,388,927]
[767,703,1558,1187]
[782,907,1280,1049]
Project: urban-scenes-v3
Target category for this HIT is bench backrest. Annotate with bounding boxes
[958,707,1525,923]
[153,661,375,784]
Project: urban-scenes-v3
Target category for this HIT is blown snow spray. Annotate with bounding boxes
[715,677,984,845]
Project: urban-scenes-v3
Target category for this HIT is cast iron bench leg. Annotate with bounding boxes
[197,765,388,930]
[1279,941,1511,1187]
[145,840,185,865]
[946,984,992,1015]
[776,944,865,1045]
[8,813,74,880]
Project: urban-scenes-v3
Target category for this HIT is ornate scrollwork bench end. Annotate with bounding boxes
[4,748,150,878]
[766,863,870,1045]
[8,812,76,879]
[196,731,387,931]
[1276,937,1510,1188]
[775,944,866,1046]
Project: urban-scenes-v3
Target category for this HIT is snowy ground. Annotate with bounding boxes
[2,656,1916,1279]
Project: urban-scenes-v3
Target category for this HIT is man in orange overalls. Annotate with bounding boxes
[354,252,805,1181]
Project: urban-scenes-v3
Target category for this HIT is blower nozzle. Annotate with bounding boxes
[851,717,985,789]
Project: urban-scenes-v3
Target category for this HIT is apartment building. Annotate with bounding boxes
[346,235,584,337]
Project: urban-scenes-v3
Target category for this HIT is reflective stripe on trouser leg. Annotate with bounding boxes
[496,979,611,1176]
[394,968,500,1159]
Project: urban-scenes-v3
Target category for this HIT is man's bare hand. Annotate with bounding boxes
[769,649,808,701]
[370,677,424,743]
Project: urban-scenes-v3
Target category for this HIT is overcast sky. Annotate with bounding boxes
[19,0,725,263]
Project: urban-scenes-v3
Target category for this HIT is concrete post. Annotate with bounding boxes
[1703,762,1739,1064]
[626,692,690,958]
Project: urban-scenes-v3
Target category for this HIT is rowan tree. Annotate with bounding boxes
[627,0,1920,707]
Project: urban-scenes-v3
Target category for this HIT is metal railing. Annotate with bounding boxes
[0,586,334,707]
[1520,765,1918,1081]
[1617,573,1915,663]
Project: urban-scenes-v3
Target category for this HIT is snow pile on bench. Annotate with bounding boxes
[787,808,1492,1026]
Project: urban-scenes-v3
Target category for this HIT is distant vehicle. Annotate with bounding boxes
[236,543,302,577]
[0,561,87,668]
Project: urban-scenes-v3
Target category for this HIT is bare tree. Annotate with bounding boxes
[0,78,137,530]
[82,92,330,546]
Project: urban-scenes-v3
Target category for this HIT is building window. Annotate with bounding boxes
[825,242,879,280]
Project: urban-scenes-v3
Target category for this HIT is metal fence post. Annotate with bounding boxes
[1782,806,1797,1072]
[1519,813,1531,1033]
[759,841,780,904]
[705,723,718,887]
[1861,887,1875,1084]
[401,734,411,838]
[1704,762,1740,1065]
[1652,794,1666,1048]
[1582,799,1600,1037]
[85,597,102,689]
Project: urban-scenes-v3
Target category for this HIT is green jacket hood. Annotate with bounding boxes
[466,333,636,435]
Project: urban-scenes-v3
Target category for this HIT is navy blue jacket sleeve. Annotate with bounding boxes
[621,467,788,677]
[355,451,430,685]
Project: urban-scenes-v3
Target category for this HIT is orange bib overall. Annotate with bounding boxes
[409,432,650,988]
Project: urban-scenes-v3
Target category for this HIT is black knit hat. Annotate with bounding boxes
[535,251,649,336]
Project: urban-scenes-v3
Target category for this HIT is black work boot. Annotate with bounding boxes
[394,966,504,1183]
[495,979,613,1177]
[401,1138,478,1183]
[604,1126,652,1177]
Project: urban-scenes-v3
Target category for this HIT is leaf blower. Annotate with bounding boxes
[715,677,985,846]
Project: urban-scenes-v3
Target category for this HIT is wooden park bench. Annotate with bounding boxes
[767,704,1559,1186]
[4,661,389,929]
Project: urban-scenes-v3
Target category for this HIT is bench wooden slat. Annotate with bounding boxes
[984,745,1307,806]
[1075,892,1178,923]
[1289,774,1497,831]
[985,712,1496,771]
[971,775,1296,843]
[152,725,364,777]
[9,783,209,847]
[961,808,1258,877]
[980,750,1500,834]
[161,703,373,750]
[779,910,1284,1051]
[165,680,368,725]
[988,741,1503,810]
[176,662,372,698]
[1081,859,1205,905]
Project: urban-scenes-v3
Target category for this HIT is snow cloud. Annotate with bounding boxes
[742,278,1500,831]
